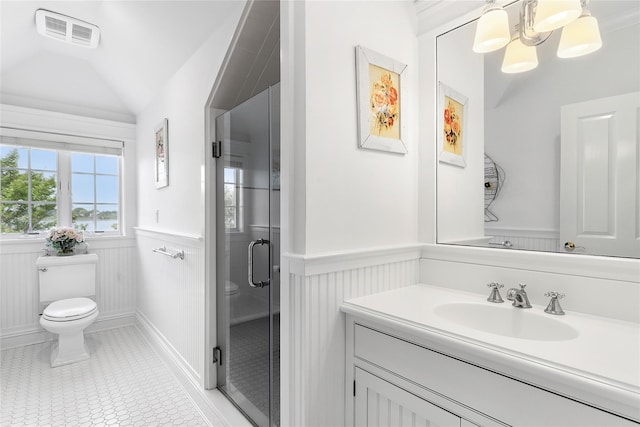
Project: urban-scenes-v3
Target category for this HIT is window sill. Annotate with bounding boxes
[0,233,126,243]
[0,234,136,255]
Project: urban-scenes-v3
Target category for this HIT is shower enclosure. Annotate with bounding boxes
[215,85,280,426]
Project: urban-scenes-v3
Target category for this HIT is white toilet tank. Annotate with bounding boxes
[37,253,98,303]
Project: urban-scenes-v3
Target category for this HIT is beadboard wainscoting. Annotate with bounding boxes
[0,238,137,349]
[281,245,422,427]
[134,228,205,386]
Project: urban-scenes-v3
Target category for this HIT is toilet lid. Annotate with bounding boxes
[43,297,97,322]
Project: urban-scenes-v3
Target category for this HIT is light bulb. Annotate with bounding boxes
[557,11,602,58]
[533,0,582,33]
[501,37,539,73]
[473,5,511,53]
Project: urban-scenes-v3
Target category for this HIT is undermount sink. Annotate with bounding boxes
[434,302,579,341]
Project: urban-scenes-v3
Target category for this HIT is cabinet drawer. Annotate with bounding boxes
[354,324,636,427]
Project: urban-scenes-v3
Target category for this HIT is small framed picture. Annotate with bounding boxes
[155,118,169,188]
[356,45,408,154]
[438,82,468,167]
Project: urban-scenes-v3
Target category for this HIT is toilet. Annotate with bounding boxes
[37,253,99,367]
[226,280,239,296]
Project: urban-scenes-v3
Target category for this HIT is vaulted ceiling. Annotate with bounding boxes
[0,1,246,123]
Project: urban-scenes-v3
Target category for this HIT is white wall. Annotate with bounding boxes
[281,1,420,425]
[134,3,244,385]
[297,0,419,255]
[435,20,485,243]
[135,4,244,236]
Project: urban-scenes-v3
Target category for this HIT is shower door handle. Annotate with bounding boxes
[248,239,270,288]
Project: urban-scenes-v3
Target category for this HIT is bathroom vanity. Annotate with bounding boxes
[342,285,640,426]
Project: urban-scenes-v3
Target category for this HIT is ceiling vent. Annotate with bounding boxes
[35,9,100,48]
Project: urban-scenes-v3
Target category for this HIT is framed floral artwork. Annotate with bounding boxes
[438,82,468,167]
[155,118,169,188]
[356,45,407,154]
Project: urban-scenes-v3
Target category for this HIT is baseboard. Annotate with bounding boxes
[0,312,136,350]
[134,311,251,427]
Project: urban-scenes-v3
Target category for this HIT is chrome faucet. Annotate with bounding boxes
[506,283,532,308]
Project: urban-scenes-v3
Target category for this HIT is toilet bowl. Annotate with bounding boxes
[226,280,240,296]
[37,253,99,367]
[40,297,99,367]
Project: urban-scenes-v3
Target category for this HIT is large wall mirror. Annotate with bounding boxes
[436,0,639,258]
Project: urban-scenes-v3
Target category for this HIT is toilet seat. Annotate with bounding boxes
[43,297,97,322]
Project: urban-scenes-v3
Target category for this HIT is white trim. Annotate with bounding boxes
[0,126,123,154]
[283,243,423,277]
[421,244,640,283]
[135,312,251,427]
[0,311,136,350]
[133,227,203,243]
[135,311,200,389]
[0,104,136,140]
[414,0,481,36]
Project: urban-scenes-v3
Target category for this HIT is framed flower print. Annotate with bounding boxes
[356,45,408,154]
[438,82,468,167]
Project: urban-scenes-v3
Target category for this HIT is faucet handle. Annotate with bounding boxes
[519,283,528,291]
[486,282,504,303]
[544,291,566,315]
[544,291,565,299]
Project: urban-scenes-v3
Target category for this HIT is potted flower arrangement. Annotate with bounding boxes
[46,227,84,256]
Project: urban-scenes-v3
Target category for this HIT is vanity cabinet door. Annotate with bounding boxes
[352,323,637,426]
[355,368,462,427]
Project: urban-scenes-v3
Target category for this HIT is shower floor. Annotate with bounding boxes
[1,326,212,426]
[228,314,280,426]
[230,293,270,325]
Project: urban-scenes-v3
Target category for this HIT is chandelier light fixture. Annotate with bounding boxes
[473,3,511,53]
[473,0,602,73]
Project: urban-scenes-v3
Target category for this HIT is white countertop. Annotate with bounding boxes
[341,284,640,421]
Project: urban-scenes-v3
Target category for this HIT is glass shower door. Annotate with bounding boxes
[215,86,279,427]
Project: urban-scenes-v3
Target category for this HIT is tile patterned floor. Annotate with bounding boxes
[228,314,279,426]
[1,326,209,427]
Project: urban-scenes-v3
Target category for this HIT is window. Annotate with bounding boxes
[0,146,57,233]
[71,153,119,232]
[224,166,241,231]
[1,130,123,235]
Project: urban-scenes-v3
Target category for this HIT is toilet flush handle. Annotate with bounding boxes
[38,267,48,272]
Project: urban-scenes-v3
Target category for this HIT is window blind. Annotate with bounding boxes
[0,126,123,156]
